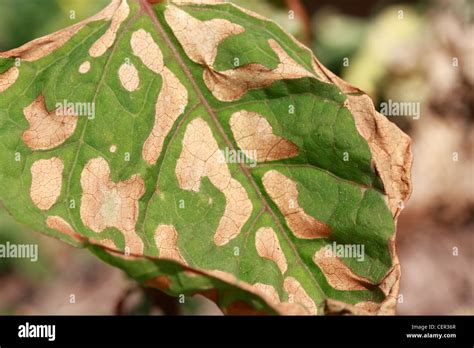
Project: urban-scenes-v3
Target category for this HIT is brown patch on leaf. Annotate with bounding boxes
[355,301,382,313]
[22,95,78,150]
[231,3,270,21]
[376,262,401,315]
[313,246,374,291]
[46,215,85,243]
[276,302,311,315]
[253,283,309,315]
[204,39,314,102]
[325,299,379,315]
[283,277,318,315]
[80,157,145,254]
[325,298,396,316]
[0,0,123,62]
[89,0,130,58]
[131,29,163,74]
[255,227,288,274]
[0,67,19,93]
[175,118,252,246]
[230,110,299,162]
[241,280,311,315]
[30,157,64,210]
[47,217,117,249]
[194,288,219,303]
[145,275,172,290]
[262,170,331,239]
[154,224,187,264]
[142,68,188,164]
[225,301,268,316]
[78,61,91,74]
[253,282,280,305]
[118,62,140,92]
[164,5,244,66]
[347,94,412,217]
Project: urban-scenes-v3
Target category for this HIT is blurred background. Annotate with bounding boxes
[0,0,472,315]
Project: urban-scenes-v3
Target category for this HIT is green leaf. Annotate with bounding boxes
[0,0,412,315]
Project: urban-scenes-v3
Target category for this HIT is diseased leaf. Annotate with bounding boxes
[0,0,412,315]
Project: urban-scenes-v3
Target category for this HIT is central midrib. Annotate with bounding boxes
[138,0,326,301]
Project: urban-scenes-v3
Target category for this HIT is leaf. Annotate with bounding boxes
[0,0,412,315]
